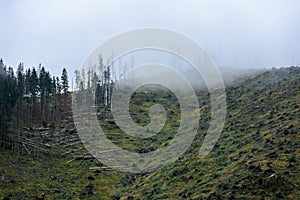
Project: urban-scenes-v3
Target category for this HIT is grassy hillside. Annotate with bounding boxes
[115,67,300,199]
[0,66,299,199]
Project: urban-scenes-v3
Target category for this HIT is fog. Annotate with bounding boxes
[0,0,299,78]
[89,49,261,91]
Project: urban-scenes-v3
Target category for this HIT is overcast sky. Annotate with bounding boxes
[0,0,299,77]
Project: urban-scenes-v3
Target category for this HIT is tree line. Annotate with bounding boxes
[74,55,115,108]
[1,55,119,151]
[0,58,69,149]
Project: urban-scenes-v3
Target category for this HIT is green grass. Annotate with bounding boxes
[115,67,300,199]
[0,66,299,199]
[0,150,124,199]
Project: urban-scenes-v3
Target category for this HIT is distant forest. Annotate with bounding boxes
[0,58,70,148]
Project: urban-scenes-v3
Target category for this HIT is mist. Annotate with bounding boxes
[1,0,299,78]
[86,49,262,92]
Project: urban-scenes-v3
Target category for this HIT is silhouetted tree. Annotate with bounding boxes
[61,68,69,116]
[61,68,69,94]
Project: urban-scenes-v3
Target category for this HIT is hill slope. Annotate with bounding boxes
[0,66,299,199]
[116,67,300,199]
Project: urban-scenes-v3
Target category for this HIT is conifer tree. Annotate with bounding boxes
[61,68,69,117]
[61,68,69,94]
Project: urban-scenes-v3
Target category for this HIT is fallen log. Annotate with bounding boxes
[89,166,112,172]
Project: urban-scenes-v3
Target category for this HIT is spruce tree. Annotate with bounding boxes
[61,68,69,94]
[17,63,25,99]
[61,68,69,118]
